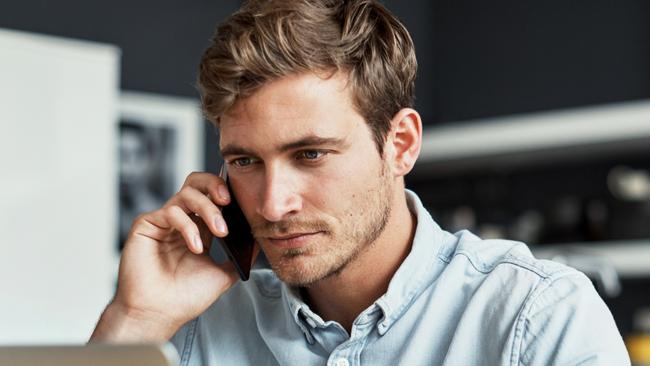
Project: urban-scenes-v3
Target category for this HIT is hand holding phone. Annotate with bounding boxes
[92,171,247,342]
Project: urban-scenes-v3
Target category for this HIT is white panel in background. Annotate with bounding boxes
[0,28,120,344]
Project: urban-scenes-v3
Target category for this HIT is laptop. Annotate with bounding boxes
[0,343,179,366]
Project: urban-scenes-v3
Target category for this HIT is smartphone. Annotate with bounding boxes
[215,164,256,281]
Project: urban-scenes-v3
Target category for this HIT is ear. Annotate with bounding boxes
[385,108,422,177]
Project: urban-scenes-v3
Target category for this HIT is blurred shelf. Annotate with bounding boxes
[415,100,650,175]
[532,239,650,278]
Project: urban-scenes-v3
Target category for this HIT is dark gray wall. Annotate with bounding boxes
[385,0,650,124]
[0,0,241,97]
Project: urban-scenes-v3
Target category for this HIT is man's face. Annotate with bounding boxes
[220,72,394,286]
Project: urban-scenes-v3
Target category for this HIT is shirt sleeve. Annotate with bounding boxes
[516,271,630,366]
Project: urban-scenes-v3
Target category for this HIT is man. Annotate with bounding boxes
[91,0,630,364]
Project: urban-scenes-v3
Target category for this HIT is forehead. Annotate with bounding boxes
[219,72,365,151]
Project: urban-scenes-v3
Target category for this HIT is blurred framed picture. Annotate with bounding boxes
[118,91,204,250]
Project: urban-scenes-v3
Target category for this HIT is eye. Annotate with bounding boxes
[230,157,256,167]
[297,150,327,161]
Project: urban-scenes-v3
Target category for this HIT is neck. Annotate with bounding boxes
[302,187,416,334]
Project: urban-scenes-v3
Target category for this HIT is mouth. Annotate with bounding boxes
[266,232,322,249]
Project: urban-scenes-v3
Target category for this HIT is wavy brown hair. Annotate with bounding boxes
[198,0,417,154]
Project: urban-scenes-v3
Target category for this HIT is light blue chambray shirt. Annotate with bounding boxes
[171,190,630,365]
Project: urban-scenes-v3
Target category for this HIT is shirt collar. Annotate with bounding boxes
[283,285,316,344]
[374,189,446,335]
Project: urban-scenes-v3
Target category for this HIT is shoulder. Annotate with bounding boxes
[437,231,628,363]
[437,229,599,319]
[512,264,629,364]
[443,229,578,282]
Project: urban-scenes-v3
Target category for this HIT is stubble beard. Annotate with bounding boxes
[256,164,393,286]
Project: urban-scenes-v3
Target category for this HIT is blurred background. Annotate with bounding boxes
[1,0,649,361]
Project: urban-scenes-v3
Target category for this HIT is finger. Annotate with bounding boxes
[162,205,205,254]
[129,211,172,242]
[174,186,229,237]
[181,172,230,205]
[193,215,214,253]
[130,208,204,254]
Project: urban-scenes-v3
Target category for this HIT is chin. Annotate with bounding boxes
[270,257,329,287]
[275,271,322,287]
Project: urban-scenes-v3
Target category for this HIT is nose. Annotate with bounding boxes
[255,165,302,222]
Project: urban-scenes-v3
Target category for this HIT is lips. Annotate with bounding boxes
[267,232,322,249]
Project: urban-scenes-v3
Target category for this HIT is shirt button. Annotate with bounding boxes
[335,358,350,366]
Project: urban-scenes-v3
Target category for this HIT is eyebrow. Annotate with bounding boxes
[220,136,347,158]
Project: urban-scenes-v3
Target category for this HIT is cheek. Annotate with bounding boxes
[304,158,382,214]
[331,153,384,192]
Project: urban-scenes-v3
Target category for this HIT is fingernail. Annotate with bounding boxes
[218,185,230,201]
[215,216,228,235]
[193,235,203,252]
